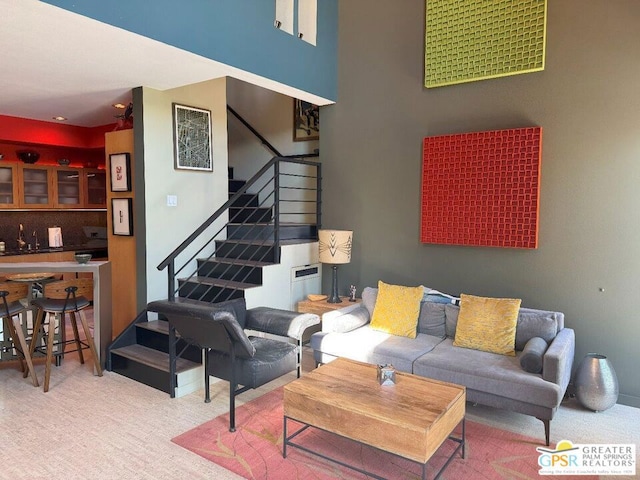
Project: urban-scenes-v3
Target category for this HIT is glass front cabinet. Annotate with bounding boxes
[0,164,18,207]
[84,169,107,208]
[55,168,83,208]
[20,165,53,208]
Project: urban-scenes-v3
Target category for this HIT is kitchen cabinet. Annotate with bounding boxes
[55,167,83,208]
[3,163,106,209]
[84,169,107,208]
[20,165,53,208]
[0,164,18,207]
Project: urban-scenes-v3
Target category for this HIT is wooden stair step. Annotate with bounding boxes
[110,344,199,373]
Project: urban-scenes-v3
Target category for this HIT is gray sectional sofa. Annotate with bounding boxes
[310,287,575,446]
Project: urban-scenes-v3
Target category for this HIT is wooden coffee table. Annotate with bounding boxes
[283,357,466,480]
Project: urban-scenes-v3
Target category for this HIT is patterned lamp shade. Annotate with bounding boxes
[318,230,353,264]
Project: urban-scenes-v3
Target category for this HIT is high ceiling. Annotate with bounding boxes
[0,0,326,128]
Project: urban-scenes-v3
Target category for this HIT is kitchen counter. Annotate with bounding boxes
[0,261,112,369]
[0,244,108,259]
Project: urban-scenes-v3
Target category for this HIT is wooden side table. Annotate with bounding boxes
[297,296,361,317]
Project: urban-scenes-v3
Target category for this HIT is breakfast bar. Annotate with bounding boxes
[0,261,112,368]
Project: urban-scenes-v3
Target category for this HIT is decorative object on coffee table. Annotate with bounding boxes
[318,229,352,303]
[575,353,619,412]
[377,364,396,386]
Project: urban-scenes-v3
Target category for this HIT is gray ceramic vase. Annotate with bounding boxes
[574,353,618,412]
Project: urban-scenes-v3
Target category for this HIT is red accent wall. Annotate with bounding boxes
[0,114,115,149]
[421,127,542,249]
[0,115,119,168]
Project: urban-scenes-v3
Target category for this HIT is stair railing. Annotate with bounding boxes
[157,155,321,303]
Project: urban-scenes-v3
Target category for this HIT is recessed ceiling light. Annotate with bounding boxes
[52,116,67,121]
[112,103,127,109]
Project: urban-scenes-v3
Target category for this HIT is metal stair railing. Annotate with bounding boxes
[157,155,321,303]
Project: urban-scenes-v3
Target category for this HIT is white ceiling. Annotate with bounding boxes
[0,0,330,128]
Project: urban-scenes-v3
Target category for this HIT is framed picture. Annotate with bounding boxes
[293,99,319,141]
[172,103,213,171]
[110,153,131,192]
[112,198,133,236]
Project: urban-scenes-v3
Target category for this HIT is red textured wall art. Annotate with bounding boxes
[421,127,542,249]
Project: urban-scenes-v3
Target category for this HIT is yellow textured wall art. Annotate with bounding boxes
[425,0,547,88]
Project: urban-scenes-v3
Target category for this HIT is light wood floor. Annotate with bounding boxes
[1,323,638,480]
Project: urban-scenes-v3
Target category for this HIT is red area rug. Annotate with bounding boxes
[172,388,595,479]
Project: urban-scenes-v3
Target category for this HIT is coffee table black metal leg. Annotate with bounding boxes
[283,416,288,458]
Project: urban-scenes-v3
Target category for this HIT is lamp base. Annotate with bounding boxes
[327,265,342,303]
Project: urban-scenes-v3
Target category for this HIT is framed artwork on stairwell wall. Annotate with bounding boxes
[112,198,133,236]
[293,99,319,141]
[172,103,213,171]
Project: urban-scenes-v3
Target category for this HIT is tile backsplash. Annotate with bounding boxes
[0,211,107,249]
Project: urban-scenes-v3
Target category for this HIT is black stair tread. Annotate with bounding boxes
[219,238,317,246]
[178,277,259,289]
[110,344,200,373]
[198,257,273,267]
[227,222,317,226]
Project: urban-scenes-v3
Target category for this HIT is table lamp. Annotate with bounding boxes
[318,229,353,303]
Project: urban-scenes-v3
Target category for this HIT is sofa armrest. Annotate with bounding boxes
[542,327,575,392]
[322,304,370,333]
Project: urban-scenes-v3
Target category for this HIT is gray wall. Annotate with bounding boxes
[321,0,640,406]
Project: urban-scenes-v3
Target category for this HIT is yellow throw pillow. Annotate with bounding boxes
[453,294,522,356]
[370,281,424,339]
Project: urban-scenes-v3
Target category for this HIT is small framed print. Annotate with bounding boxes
[112,198,133,236]
[110,153,131,192]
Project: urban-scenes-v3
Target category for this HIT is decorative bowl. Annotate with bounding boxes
[57,158,70,166]
[74,253,92,264]
[17,150,40,164]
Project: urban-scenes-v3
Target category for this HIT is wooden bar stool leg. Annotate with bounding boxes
[77,310,102,376]
[4,316,26,376]
[11,316,39,387]
[69,312,84,364]
[29,307,45,358]
[43,313,57,392]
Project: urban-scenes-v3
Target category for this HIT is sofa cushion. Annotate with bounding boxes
[361,286,378,317]
[445,303,460,338]
[445,304,561,351]
[520,337,548,373]
[453,294,521,356]
[418,302,446,338]
[370,281,423,338]
[413,338,563,409]
[310,326,444,373]
[515,308,559,350]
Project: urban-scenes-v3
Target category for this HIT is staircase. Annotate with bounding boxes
[107,159,321,396]
[177,167,317,303]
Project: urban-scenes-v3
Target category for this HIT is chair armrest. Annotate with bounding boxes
[246,307,320,341]
[322,304,370,333]
[543,327,575,392]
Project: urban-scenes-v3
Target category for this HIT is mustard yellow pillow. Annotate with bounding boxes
[370,281,424,338]
[453,294,522,356]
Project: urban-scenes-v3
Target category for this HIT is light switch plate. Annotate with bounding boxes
[167,195,178,207]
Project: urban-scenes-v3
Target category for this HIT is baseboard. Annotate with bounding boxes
[617,393,640,408]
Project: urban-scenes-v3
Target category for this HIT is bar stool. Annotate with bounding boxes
[0,282,39,386]
[30,278,102,392]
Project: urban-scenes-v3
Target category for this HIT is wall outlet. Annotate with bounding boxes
[167,195,178,207]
